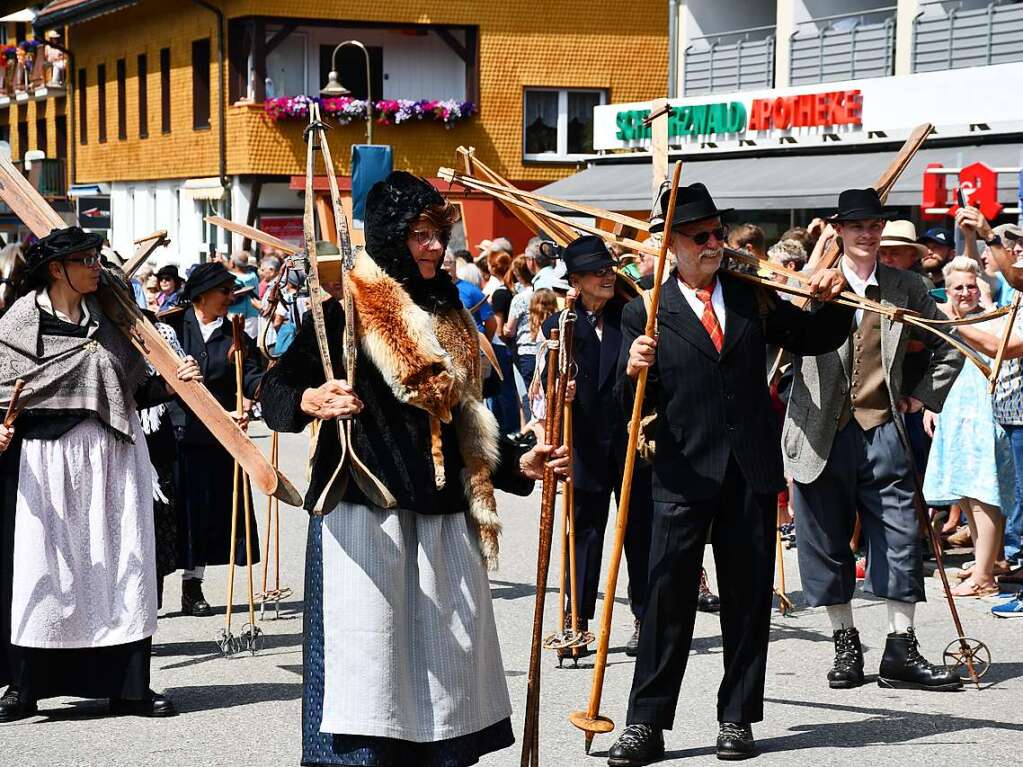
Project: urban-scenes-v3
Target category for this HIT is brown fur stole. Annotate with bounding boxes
[347,251,502,570]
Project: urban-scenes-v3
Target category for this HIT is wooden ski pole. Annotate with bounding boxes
[570,161,683,753]
[3,379,25,428]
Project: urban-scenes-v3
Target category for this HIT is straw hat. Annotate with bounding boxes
[880,220,927,256]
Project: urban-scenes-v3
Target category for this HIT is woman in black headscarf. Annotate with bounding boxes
[260,172,566,767]
[169,263,263,616]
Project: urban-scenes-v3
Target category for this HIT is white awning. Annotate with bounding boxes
[182,177,225,201]
[68,183,110,198]
[0,9,35,23]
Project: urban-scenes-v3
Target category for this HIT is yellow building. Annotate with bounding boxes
[21,0,668,263]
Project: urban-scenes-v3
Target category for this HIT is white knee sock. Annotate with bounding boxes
[886,600,915,634]
[826,602,855,632]
[182,566,205,581]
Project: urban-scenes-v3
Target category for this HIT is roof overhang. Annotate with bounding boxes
[34,0,138,31]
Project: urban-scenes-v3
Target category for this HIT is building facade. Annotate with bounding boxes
[17,0,668,266]
[541,0,1023,242]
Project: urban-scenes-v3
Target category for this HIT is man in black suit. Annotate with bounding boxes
[607,184,853,765]
[541,235,653,656]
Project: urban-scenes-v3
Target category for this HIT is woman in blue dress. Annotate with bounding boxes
[923,257,1016,597]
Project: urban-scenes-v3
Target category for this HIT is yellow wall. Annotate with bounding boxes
[67,0,668,184]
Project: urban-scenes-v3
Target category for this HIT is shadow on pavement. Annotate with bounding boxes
[164,682,302,713]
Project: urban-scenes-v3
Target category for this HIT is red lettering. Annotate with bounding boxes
[794,95,811,128]
[845,90,863,125]
[827,91,844,124]
[814,93,828,125]
[772,97,792,130]
[749,98,770,131]
[920,162,949,222]
[950,162,1003,221]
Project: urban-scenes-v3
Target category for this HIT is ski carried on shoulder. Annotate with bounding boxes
[0,155,302,507]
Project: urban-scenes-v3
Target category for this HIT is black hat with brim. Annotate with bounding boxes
[182,262,236,301]
[829,188,896,222]
[649,182,733,233]
[156,265,182,282]
[25,226,104,274]
[562,235,616,275]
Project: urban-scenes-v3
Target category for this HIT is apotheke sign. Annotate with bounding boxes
[593,63,1023,155]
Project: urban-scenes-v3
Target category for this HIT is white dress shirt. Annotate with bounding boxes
[840,258,879,327]
[676,275,727,335]
[36,288,92,327]
[199,315,225,343]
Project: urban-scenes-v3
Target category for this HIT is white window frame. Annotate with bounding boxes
[522,87,606,163]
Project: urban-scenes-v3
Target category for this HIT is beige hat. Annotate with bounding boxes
[994,223,1023,243]
[880,220,927,256]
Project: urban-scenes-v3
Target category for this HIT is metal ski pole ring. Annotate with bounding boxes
[943,637,991,682]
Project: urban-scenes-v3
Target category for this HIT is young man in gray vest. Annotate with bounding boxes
[783,188,964,692]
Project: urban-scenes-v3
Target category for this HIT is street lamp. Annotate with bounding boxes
[320,39,373,145]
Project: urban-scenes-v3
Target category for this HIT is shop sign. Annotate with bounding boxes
[921,161,1008,222]
[748,90,862,131]
[258,216,304,248]
[616,101,747,141]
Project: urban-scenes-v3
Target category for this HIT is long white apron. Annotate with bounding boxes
[11,416,158,649]
[320,502,511,742]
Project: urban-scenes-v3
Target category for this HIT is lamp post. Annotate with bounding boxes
[320,40,373,145]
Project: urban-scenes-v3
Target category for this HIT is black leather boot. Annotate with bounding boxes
[716,722,756,760]
[827,627,865,689]
[0,687,37,723]
[877,628,963,691]
[607,724,665,767]
[698,568,721,613]
[181,578,212,617]
[109,690,177,717]
[625,618,641,657]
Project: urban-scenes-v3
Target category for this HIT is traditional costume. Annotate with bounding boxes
[607,184,854,764]
[783,188,964,691]
[260,172,532,767]
[0,227,174,719]
[167,263,263,615]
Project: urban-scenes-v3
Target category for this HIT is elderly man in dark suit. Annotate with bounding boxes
[783,188,963,695]
[541,235,653,657]
[607,183,853,766]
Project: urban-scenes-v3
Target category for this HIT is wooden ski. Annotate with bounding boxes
[121,230,170,278]
[0,155,302,507]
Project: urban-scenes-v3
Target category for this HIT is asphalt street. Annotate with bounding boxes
[2,425,1021,767]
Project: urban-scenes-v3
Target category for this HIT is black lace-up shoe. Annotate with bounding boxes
[607,723,664,766]
[0,687,36,723]
[877,628,963,691]
[698,568,721,613]
[828,627,865,689]
[109,690,177,717]
[716,722,755,760]
[181,578,212,617]
[625,618,641,657]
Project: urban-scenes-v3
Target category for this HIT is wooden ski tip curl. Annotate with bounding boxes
[943,637,991,683]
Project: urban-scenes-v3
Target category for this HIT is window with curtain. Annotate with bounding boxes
[523,87,606,161]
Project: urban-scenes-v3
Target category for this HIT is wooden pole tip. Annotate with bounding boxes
[568,711,615,734]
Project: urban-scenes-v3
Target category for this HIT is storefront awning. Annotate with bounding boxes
[536,142,1023,213]
[182,177,225,202]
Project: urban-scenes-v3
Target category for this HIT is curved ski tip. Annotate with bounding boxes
[273,470,305,507]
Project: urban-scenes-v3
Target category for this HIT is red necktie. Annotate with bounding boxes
[695,282,723,353]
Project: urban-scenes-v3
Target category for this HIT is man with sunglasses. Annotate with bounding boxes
[608,183,853,766]
[539,235,653,660]
[784,188,963,699]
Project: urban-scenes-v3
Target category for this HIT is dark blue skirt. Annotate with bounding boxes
[301,515,514,767]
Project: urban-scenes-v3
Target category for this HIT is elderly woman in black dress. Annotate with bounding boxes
[169,263,263,615]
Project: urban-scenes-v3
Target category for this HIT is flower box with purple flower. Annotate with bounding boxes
[264,96,475,128]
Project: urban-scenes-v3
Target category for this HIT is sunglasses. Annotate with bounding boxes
[214,285,234,295]
[65,254,101,267]
[586,266,615,278]
[678,226,727,246]
[410,229,442,247]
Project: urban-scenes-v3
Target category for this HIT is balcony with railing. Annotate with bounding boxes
[790,6,897,86]
[913,0,1023,73]
[683,25,776,95]
[0,40,67,107]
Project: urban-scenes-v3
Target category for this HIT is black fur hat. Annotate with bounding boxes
[364,171,461,313]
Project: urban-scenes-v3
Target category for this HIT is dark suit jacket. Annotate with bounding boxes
[168,307,264,446]
[543,299,632,493]
[617,270,854,504]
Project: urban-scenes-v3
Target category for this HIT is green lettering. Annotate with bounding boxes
[707,103,727,134]
[677,106,693,136]
[726,101,747,133]
[616,111,629,141]
[691,104,708,136]
[668,106,683,138]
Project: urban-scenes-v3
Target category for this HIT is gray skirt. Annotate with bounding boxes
[320,502,511,742]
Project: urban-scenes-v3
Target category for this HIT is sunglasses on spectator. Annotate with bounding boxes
[677,227,727,246]
[410,229,442,247]
[585,266,615,278]
[214,285,234,295]
[65,254,101,267]
[780,258,805,269]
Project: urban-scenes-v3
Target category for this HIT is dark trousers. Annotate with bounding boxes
[627,460,776,728]
[568,462,652,621]
[792,419,924,606]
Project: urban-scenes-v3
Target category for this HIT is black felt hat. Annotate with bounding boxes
[562,235,615,275]
[25,226,104,274]
[156,264,182,282]
[182,262,236,301]
[830,188,895,222]
[649,183,733,234]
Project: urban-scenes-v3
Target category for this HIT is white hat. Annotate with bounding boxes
[880,220,927,257]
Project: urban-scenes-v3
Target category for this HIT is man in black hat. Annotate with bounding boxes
[540,235,653,659]
[608,184,853,765]
[783,188,963,698]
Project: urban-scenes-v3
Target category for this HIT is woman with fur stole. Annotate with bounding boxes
[261,172,564,766]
